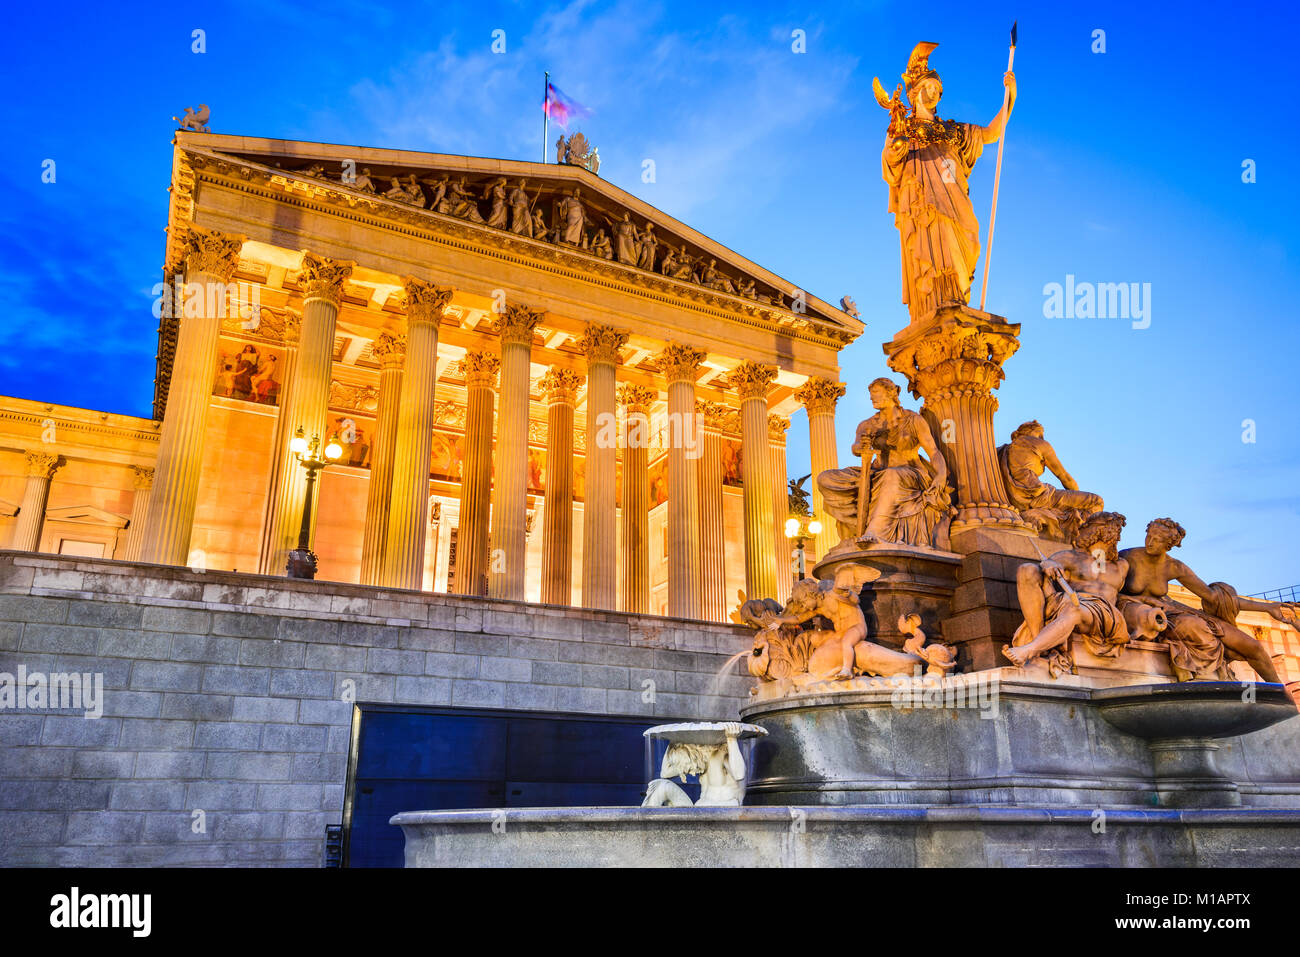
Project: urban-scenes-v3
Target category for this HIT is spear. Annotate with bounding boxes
[979,22,1017,313]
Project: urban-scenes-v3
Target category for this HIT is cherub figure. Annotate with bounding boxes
[768,566,868,679]
[642,723,748,807]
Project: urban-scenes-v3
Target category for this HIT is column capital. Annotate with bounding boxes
[768,413,790,444]
[24,450,61,478]
[656,343,706,384]
[498,303,544,345]
[130,465,155,490]
[372,332,407,369]
[577,323,630,365]
[794,377,846,416]
[695,399,731,432]
[299,252,355,306]
[540,368,585,405]
[463,350,501,388]
[402,277,454,326]
[731,360,778,400]
[618,383,657,413]
[178,225,245,281]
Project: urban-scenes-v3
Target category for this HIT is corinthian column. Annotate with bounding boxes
[122,465,155,561]
[657,343,706,619]
[696,401,728,623]
[540,368,584,605]
[489,304,543,601]
[733,361,779,601]
[383,280,451,590]
[619,384,656,615]
[456,351,499,596]
[577,324,629,610]
[11,451,62,552]
[794,377,845,560]
[259,252,354,575]
[359,333,406,586]
[769,414,791,604]
[885,307,1029,536]
[138,226,244,566]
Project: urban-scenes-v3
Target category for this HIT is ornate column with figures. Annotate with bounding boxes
[658,344,706,619]
[733,361,779,602]
[456,350,499,596]
[12,450,62,552]
[122,465,155,562]
[696,401,729,623]
[794,377,845,561]
[619,383,656,615]
[139,225,245,566]
[384,281,451,590]
[769,414,791,604]
[259,252,354,575]
[540,367,584,605]
[489,303,543,601]
[578,324,629,610]
[359,333,406,586]
[884,307,1028,538]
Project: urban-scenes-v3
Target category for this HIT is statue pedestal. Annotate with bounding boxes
[885,304,1033,538]
[814,543,961,651]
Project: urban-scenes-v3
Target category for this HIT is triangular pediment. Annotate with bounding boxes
[172,132,863,336]
[44,505,129,529]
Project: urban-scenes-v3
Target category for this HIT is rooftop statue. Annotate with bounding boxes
[174,104,210,132]
[874,42,1015,322]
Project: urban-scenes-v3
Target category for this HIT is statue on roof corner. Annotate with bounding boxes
[173,104,210,133]
[874,42,1015,322]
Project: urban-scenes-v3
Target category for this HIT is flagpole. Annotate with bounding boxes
[979,23,1016,313]
[543,71,549,163]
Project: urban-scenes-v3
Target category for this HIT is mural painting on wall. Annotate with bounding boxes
[212,343,283,405]
[528,447,545,493]
[430,432,464,482]
[649,457,668,507]
[573,456,585,502]
[721,439,742,487]
[331,416,372,468]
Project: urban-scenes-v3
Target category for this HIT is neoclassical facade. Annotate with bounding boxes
[0,132,866,621]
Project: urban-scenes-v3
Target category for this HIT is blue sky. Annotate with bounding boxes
[2,0,1297,590]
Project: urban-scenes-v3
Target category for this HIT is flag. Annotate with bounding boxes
[543,82,591,130]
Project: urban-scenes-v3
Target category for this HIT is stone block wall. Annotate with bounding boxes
[0,551,753,866]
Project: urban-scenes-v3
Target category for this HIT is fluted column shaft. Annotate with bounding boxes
[139,226,245,566]
[260,252,354,574]
[735,362,779,601]
[456,352,498,596]
[621,384,655,615]
[769,415,791,604]
[659,344,706,619]
[489,304,542,601]
[122,466,155,561]
[541,369,583,605]
[697,403,727,623]
[796,378,846,562]
[579,324,628,611]
[12,451,61,552]
[383,280,451,590]
[359,335,406,586]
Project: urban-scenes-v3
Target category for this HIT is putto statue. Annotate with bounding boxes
[642,723,752,807]
[816,376,952,551]
[874,42,1015,322]
[1004,511,1130,676]
[1119,518,1298,696]
[998,420,1103,541]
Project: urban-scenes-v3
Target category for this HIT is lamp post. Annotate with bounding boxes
[783,515,823,582]
[286,427,342,580]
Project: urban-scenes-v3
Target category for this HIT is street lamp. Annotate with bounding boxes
[286,427,342,580]
[784,515,823,581]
